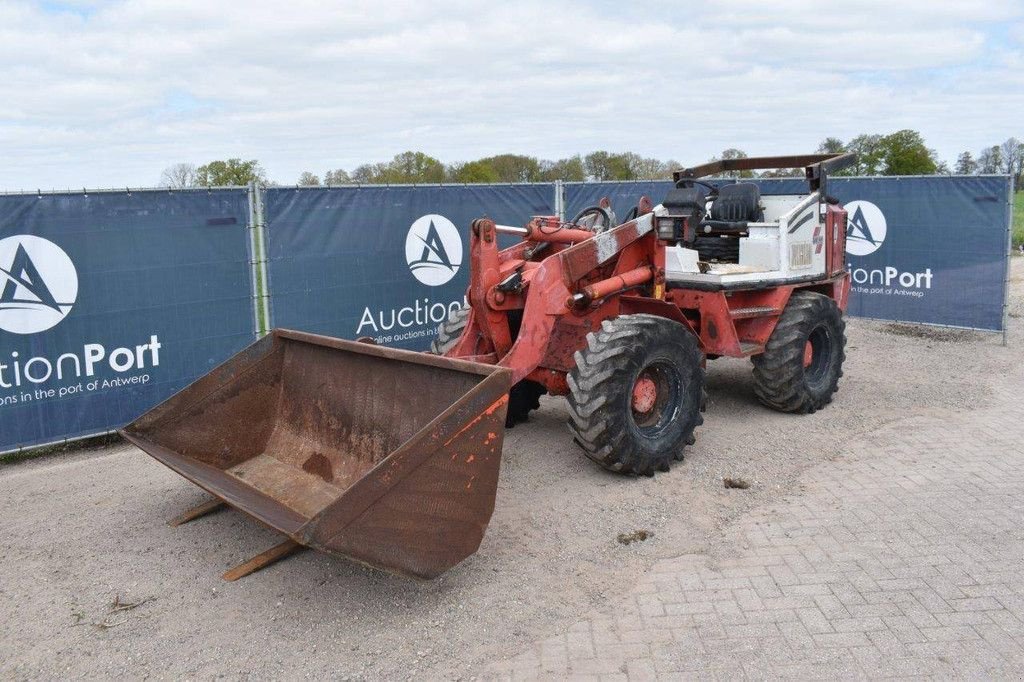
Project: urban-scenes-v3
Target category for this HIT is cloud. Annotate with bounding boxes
[1,0,1022,189]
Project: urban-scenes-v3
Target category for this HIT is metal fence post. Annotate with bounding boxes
[554,179,564,221]
[246,182,272,337]
[1003,176,1014,347]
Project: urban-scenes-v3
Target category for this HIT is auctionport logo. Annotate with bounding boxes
[0,235,78,335]
[844,200,887,256]
[405,214,462,286]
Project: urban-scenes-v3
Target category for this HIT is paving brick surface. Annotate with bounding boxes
[484,378,1024,680]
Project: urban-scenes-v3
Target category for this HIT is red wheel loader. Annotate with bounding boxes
[122,153,855,580]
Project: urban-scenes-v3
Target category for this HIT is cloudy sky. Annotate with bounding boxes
[2,0,1023,190]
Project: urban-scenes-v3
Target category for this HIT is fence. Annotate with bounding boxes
[0,176,1012,453]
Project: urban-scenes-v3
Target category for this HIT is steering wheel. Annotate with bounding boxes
[571,206,613,230]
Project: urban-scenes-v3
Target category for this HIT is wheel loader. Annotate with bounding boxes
[122,153,856,580]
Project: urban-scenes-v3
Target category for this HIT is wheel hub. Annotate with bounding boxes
[632,374,658,414]
[803,341,814,368]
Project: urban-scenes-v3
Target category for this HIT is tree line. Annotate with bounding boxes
[159,130,1024,189]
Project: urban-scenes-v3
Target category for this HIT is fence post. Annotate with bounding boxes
[1003,175,1014,347]
[246,183,260,338]
[554,179,564,220]
[247,182,272,337]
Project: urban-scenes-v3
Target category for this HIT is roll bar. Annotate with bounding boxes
[672,153,858,193]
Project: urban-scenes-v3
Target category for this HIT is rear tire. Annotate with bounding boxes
[752,291,846,413]
[567,315,704,476]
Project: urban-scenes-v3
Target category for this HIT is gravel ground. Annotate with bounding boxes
[2,258,1020,680]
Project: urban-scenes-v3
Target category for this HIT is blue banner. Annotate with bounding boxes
[566,177,1010,331]
[836,176,1010,331]
[0,189,256,453]
[263,184,554,350]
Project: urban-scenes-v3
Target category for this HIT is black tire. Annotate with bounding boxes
[567,314,704,476]
[752,291,846,414]
[505,380,547,428]
[430,305,544,427]
[430,306,471,355]
[695,235,739,262]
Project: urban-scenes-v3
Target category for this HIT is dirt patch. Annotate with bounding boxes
[881,322,982,343]
[616,529,652,545]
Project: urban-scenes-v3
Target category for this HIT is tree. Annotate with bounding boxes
[583,151,613,181]
[999,137,1024,186]
[388,151,446,183]
[476,154,542,183]
[539,155,586,181]
[448,160,500,183]
[195,159,266,186]
[977,146,1002,174]
[717,148,754,178]
[954,151,978,175]
[876,130,937,175]
[627,154,671,180]
[816,137,846,155]
[160,162,197,188]
[351,163,386,183]
[845,134,885,175]
[297,172,321,186]
[323,169,350,185]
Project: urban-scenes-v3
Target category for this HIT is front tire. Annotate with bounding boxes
[430,306,471,355]
[752,291,846,413]
[567,315,704,476]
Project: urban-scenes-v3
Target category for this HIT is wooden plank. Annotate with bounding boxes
[222,540,304,582]
[168,498,227,527]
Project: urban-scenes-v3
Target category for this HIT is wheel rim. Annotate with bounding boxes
[630,361,680,435]
[804,324,834,390]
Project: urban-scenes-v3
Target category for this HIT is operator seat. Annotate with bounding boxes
[709,183,762,222]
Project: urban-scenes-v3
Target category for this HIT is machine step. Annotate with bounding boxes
[729,306,779,319]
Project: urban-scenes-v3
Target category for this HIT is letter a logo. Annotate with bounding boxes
[0,235,78,334]
[843,200,887,257]
[405,214,463,286]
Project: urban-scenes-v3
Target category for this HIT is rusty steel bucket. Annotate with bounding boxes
[121,329,512,579]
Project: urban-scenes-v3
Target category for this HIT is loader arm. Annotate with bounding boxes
[459,213,659,387]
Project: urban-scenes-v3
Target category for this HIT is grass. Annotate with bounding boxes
[1015,191,1023,249]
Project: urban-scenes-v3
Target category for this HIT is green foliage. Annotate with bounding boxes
[448,160,501,183]
[348,152,445,184]
[178,130,1024,190]
[540,155,586,181]
[582,151,671,181]
[845,134,885,175]
[878,130,937,175]
[477,154,542,182]
[195,159,266,187]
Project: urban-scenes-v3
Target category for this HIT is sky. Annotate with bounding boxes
[2,0,1023,190]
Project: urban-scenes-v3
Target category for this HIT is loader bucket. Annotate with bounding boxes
[121,329,513,579]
